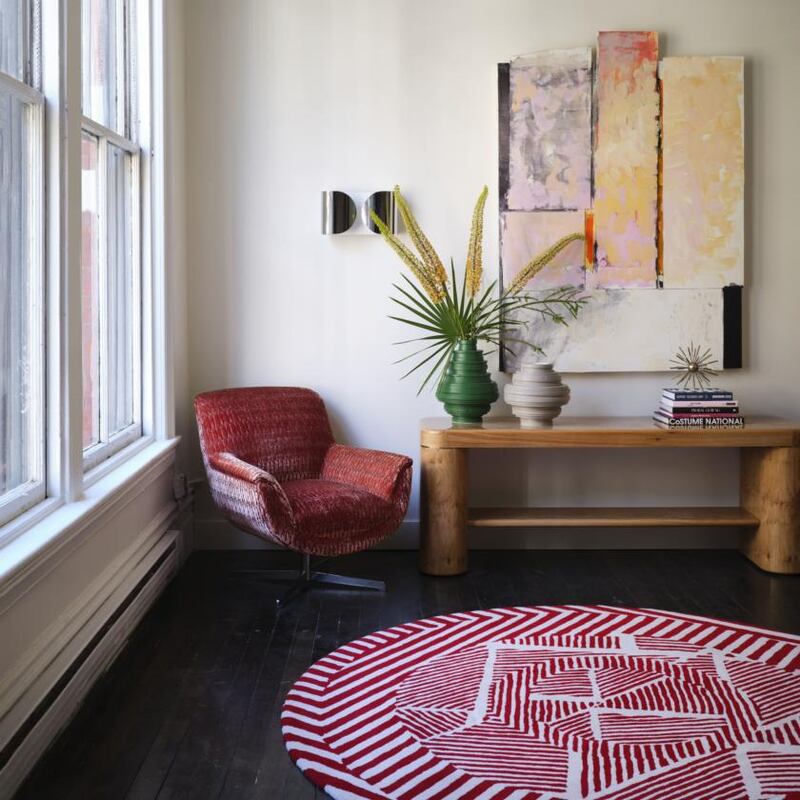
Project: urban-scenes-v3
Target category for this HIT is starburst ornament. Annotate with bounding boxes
[669,342,719,390]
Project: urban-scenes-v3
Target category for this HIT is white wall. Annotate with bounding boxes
[183,0,800,547]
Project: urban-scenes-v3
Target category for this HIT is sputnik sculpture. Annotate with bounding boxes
[669,342,719,390]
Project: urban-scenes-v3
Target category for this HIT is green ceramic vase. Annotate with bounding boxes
[436,339,499,426]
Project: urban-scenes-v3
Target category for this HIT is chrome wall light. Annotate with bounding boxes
[321,190,397,235]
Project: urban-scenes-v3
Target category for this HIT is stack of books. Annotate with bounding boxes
[653,387,744,429]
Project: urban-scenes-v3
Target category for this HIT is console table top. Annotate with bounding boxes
[420,416,800,448]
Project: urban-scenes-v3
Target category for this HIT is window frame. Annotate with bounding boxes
[80,0,146,472]
[0,0,171,548]
[0,57,46,528]
[80,113,144,472]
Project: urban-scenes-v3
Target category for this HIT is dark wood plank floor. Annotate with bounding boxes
[16,549,800,799]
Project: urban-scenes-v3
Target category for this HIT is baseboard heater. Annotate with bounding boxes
[0,541,176,778]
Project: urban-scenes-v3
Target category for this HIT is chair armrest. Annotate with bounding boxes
[208,452,272,483]
[206,452,295,540]
[321,444,413,503]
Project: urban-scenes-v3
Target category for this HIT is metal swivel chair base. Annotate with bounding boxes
[242,553,385,607]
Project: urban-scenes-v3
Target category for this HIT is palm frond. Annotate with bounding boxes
[392,338,450,365]
[398,340,452,380]
[417,344,455,395]
[390,292,442,326]
[387,315,444,334]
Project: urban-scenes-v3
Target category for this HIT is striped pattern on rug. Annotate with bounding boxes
[282,605,800,799]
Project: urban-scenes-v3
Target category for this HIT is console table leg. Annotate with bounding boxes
[740,446,800,574]
[420,446,468,576]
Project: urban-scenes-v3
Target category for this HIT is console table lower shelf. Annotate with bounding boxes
[468,507,759,528]
[419,416,800,576]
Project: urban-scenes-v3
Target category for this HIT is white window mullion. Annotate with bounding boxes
[139,0,168,440]
[97,134,110,447]
[26,88,45,502]
[41,0,65,506]
[63,0,85,500]
[130,148,143,433]
[115,0,126,136]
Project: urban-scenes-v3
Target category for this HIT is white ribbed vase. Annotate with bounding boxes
[504,362,570,428]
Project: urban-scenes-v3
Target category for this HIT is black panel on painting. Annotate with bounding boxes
[498,63,511,372]
[723,285,743,369]
[498,63,510,213]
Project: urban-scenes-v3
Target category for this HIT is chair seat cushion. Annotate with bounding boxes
[281,479,396,556]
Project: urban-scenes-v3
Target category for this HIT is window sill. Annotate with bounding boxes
[0,437,179,602]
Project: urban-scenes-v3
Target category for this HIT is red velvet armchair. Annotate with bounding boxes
[194,387,412,602]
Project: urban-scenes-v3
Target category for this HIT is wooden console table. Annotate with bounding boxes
[420,416,800,576]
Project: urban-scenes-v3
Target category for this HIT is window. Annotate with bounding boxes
[0,0,166,543]
[81,0,142,469]
[0,0,44,526]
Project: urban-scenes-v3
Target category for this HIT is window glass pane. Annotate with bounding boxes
[106,143,135,436]
[81,132,100,449]
[0,0,31,83]
[0,87,39,497]
[81,0,125,133]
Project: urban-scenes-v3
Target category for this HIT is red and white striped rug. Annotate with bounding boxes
[282,606,800,799]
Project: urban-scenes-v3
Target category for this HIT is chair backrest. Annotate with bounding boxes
[194,387,334,482]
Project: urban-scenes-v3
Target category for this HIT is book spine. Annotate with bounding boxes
[662,391,734,401]
[653,416,745,428]
[661,401,739,410]
[653,418,704,428]
[661,406,740,414]
[661,411,742,419]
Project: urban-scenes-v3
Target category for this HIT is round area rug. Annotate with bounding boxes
[282,606,800,799]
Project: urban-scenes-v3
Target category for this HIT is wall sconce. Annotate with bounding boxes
[321,190,397,235]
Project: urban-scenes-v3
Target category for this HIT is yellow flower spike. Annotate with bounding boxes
[393,186,448,293]
[507,233,585,295]
[370,210,444,303]
[465,186,488,298]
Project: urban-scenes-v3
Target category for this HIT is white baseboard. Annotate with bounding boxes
[0,509,191,799]
[193,516,741,551]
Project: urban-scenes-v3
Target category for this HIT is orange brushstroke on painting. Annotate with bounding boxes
[584,210,595,270]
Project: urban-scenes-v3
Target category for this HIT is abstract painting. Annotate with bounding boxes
[660,57,745,288]
[591,31,660,288]
[506,48,593,212]
[498,31,745,373]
